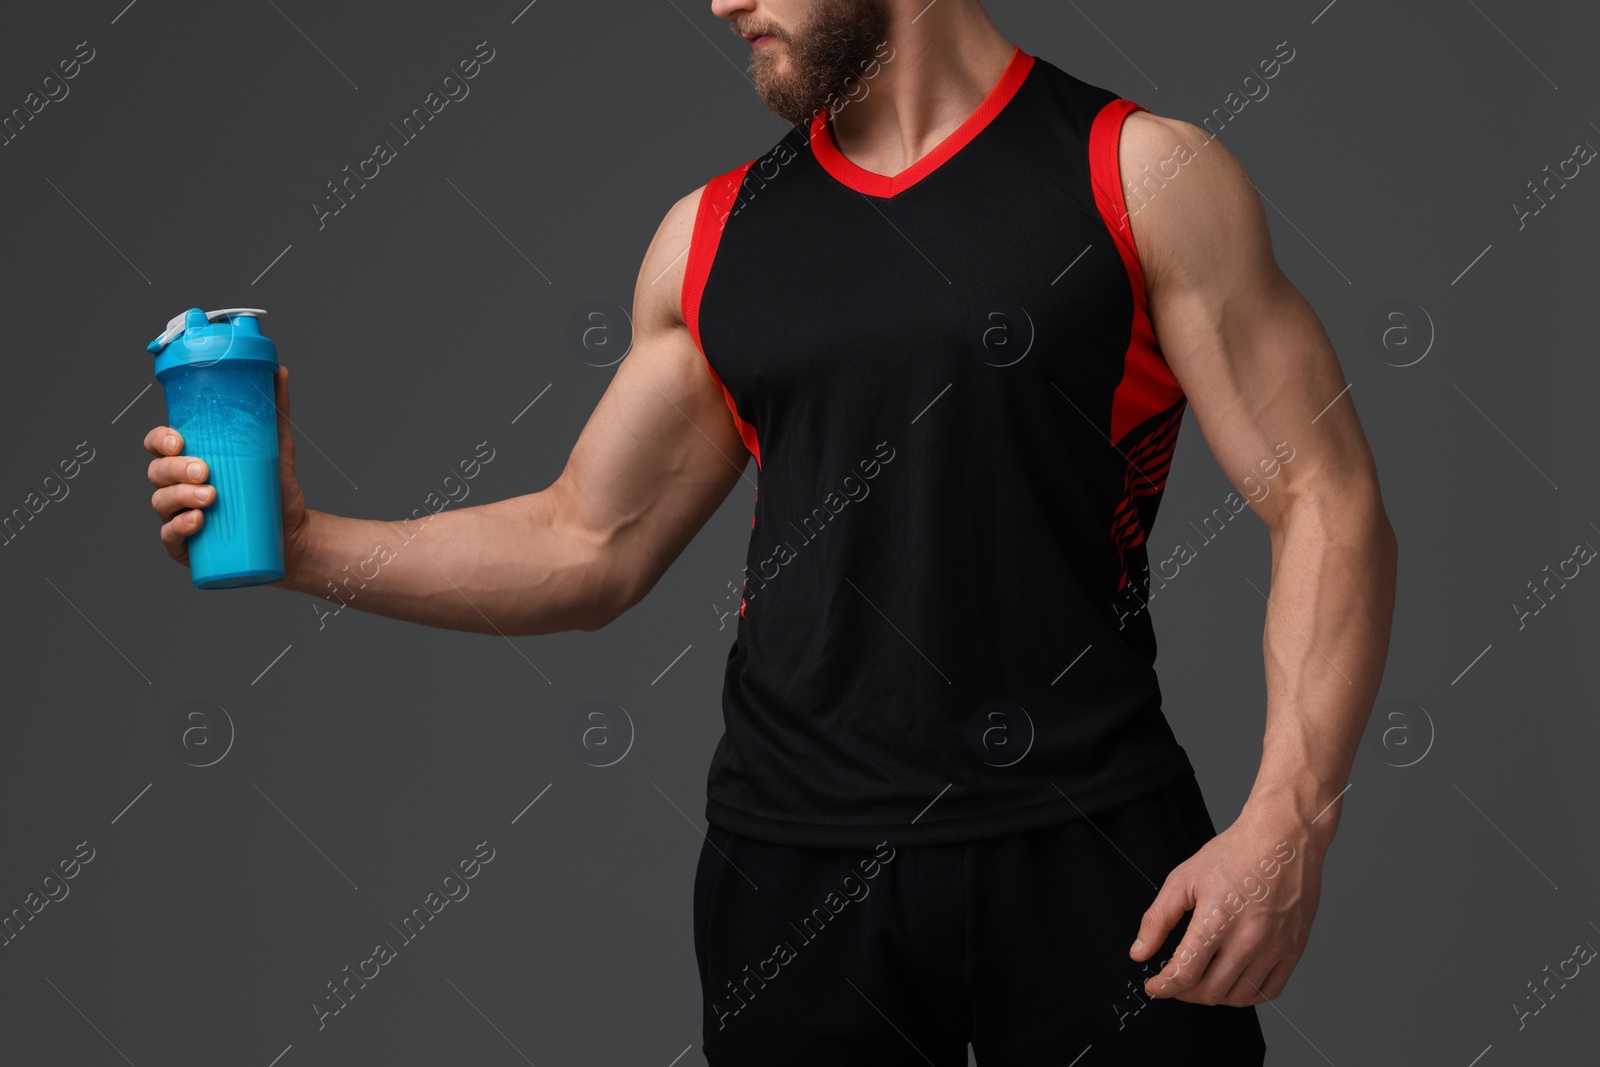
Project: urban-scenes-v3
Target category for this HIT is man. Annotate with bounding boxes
[145,0,1397,1062]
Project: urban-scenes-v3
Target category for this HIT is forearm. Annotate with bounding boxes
[277,487,619,636]
[1243,488,1398,847]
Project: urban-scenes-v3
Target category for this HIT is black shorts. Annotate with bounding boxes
[693,772,1267,1065]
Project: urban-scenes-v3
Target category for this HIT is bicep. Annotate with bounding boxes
[551,187,751,607]
[1122,114,1379,525]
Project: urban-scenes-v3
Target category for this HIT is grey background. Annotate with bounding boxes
[1,0,1596,1063]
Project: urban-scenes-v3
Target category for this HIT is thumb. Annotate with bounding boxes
[1130,868,1195,960]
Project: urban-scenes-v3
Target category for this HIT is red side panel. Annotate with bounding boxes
[1089,98,1187,593]
[1108,404,1185,591]
[682,161,763,471]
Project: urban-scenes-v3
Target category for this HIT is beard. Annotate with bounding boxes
[745,0,892,127]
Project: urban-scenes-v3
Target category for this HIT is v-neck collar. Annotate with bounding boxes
[808,45,1034,199]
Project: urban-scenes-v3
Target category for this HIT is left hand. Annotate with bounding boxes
[1129,807,1324,1006]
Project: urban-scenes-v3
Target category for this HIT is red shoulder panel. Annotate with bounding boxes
[1088,98,1185,446]
[682,162,763,471]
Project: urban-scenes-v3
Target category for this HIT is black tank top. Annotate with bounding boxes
[682,46,1195,848]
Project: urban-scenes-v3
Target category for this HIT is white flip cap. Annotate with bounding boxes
[150,307,267,350]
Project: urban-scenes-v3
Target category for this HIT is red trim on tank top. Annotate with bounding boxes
[1090,97,1187,594]
[1088,96,1185,445]
[809,45,1034,198]
[682,162,763,470]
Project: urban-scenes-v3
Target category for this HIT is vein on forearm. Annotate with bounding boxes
[1250,488,1397,830]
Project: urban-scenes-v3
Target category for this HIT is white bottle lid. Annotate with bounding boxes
[149,307,267,351]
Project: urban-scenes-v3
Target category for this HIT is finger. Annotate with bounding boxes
[1217,956,1280,1008]
[147,453,209,489]
[1130,872,1195,962]
[1253,954,1298,1003]
[143,425,184,458]
[160,509,203,561]
[151,482,216,522]
[1179,938,1263,1006]
[1146,897,1232,997]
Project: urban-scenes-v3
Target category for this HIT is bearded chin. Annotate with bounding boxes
[752,56,831,127]
[749,0,890,127]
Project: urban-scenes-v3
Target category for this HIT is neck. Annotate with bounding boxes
[824,0,1014,174]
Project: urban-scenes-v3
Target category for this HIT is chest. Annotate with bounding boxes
[698,150,1137,419]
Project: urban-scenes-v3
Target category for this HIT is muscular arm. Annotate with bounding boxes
[1118,112,1399,1004]
[280,186,752,635]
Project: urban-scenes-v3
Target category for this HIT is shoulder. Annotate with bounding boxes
[1116,108,1248,202]
[639,147,769,314]
[635,132,796,326]
[1117,108,1197,163]
[634,184,707,332]
[659,183,707,249]
[651,150,764,268]
[1115,108,1275,294]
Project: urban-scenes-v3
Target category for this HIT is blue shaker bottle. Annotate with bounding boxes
[146,307,284,589]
